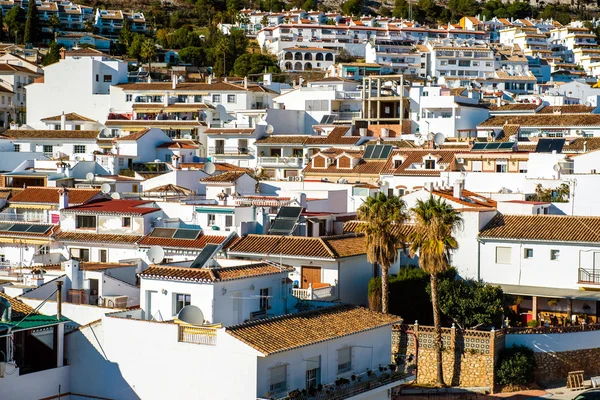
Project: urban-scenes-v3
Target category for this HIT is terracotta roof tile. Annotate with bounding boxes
[343,220,415,237]
[116,128,152,141]
[255,135,308,145]
[116,82,248,91]
[0,292,37,317]
[305,126,360,145]
[479,115,600,127]
[433,188,497,209]
[43,262,136,271]
[1,130,99,140]
[479,214,600,243]
[226,304,400,355]
[41,112,95,122]
[139,262,294,282]
[180,162,252,173]
[199,171,249,183]
[537,105,596,114]
[138,232,231,249]
[489,103,539,112]
[9,187,101,205]
[204,128,256,135]
[62,199,160,215]
[54,231,142,244]
[383,149,460,176]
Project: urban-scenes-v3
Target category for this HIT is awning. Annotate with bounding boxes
[0,237,50,245]
[496,283,600,301]
[195,207,234,214]
[9,204,55,210]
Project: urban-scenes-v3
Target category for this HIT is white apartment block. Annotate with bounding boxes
[94,9,147,39]
[428,41,496,80]
[278,47,336,72]
[365,41,429,77]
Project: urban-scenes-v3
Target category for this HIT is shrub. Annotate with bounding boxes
[527,320,538,328]
[496,345,536,386]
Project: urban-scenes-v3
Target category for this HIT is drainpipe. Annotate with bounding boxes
[477,238,482,281]
[56,281,63,320]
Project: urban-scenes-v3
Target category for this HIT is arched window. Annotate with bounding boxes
[294,52,302,60]
[325,53,334,61]
[284,62,293,70]
[284,52,293,60]
[304,53,312,60]
[294,62,302,71]
[305,62,313,70]
[316,53,324,61]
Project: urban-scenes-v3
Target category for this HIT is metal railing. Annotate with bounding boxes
[0,212,50,223]
[332,111,361,121]
[292,284,335,301]
[209,147,254,156]
[258,156,305,167]
[335,91,362,100]
[178,325,217,345]
[578,268,600,285]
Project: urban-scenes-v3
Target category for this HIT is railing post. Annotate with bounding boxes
[308,283,314,300]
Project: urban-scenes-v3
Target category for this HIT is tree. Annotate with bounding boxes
[48,14,60,37]
[140,39,156,75]
[342,0,363,16]
[260,15,268,27]
[0,10,4,42]
[393,0,410,19]
[84,19,94,33]
[357,192,408,314]
[233,53,280,78]
[179,46,206,67]
[24,0,41,44]
[409,196,463,387]
[248,41,260,54]
[119,19,134,48]
[215,37,230,77]
[127,34,145,60]
[42,41,61,66]
[434,278,505,330]
[5,6,26,44]
[448,0,479,21]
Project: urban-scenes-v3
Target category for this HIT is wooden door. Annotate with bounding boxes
[301,266,321,289]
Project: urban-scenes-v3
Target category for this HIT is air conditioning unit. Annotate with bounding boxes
[288,176,295,181]
[294,176,303,181]
[103,295,128,308]
[457,158,465,164]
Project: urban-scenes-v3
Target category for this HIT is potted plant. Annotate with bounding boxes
[288,389,300,399]
[548,298,559,307]
[367,369,372,377]
[583,303,591,311]
[351,374,356,382]
[389,363,397,373]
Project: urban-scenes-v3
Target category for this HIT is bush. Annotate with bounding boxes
[496,345,536,386]
[527,320,538,328]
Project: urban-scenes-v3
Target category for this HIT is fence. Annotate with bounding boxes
[178,325,218,345]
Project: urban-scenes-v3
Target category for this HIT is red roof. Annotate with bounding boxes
[62,199,161,215]
[9,187,101,205]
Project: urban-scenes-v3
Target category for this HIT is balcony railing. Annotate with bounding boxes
[578,268,600,285]
[209,147,254,156]
[178,325,218,345]
[292,284,335,300]
[332,111,361,121]
[0,212,50,223]
[258,156,305,167]
[335,91,362,100]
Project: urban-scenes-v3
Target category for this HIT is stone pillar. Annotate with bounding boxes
[532,296,538,325]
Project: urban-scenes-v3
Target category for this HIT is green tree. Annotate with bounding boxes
[496,345,536,386]
[409,196,463,387]
[260,15,268,27]
[84,19,94,33]
[140,39,156,75]
[214,36,230,77]
[434,278,505,330]
[48,14,60,37]
[416,0,442,24]
[178,46,206,67]
[5,6,26,44]
[119,19,134,47]
[393,0,410,18]
[342,0,363,16]
[42,41,61,66]
[0,10,4,42]
[448,0,479,21]
[248,41,260,54]
[127,34,145,60]
[357,192,408,314]
[506,1,532,18]
[233,53,280,78]
[538,5,571,25]
[24,0,40,44]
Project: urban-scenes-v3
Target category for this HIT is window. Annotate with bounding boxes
[126,94,132,102]
[174,293,191,314]
[225,215,233,227]
[496,159,508,173]
[260,287,271,310]
[99,249,107,263]
[74,145,85,153]
[118,158,125,167]
[212,94,221,103]
[306,356,321,390]
[425,159,436,169]
[95,74,99,82]
[394,159,402,168]
[70,248,90,261]
[103,75,112,82]
[471,160,483,172]
[337,347,352,374]
[518,161,528,173]
[111,129,119,137]
[13,144,20,152]
[194,95,202,102]
[227,94,236,103]
[76,215,97,229]
[269,365,287,393]
[551,249,560,260]
[387,188,394,197]
[132,184,139,193]
[524,248,533,259]
[122,217,131,227]
[43,145,53,156]
[208,214,216,226]
[495,246,512,264]
[39,245,49,255]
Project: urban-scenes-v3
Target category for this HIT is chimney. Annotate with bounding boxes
[147,73,152,83]
[56,162,65,174]
[208,75,213,85]
[64,258,81,290]
[584,140,588,152]
[60,111,66,130]
[453,179,464,199]
[172,74,177,90]
[424,182,434,192]
[244,76,248,89]
[172,154,180,169]
[56,281,63,320]
[58,187,69,210]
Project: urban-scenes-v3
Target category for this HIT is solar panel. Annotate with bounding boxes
[371,145,384,159]
[363,145,375,159]
[0,223,13,231]
[278,206,303,219]
[27,224,52,234]
[190,244,220,268]
[380,145,393,159]
[173,229,201,240]
[270,219,297,233]
[486,142,501,150]
[535,138,565,153]
[149,228,176,238]
[471,143,487,151]
[320,115,336,124]
[499,142,515,149]
[8,224,30,232]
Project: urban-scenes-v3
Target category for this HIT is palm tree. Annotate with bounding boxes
[408,196,463,387]
[48,14,60,38]
[249,41,260,54]
[357,192,408,314]
[215,37,230,77]
[140,39,155,76]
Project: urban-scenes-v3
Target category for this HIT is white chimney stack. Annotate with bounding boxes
[453,179,464,199]
[244,76,248,89]
[58,187,69,210]
[172,155,180,169]
[172,74,177,90]
[56,162,65,174]
[63,258,81,290]
[60,111,66,130]
[424,182,434,192]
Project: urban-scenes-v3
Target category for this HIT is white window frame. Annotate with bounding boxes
[173,293,191,315]
[471,160,483,172]
[74,145,86,154]
[227,94,236,103]
[495,246,512,264]
[524,248,533,259]
[212,94,221,103]
[551,249,560,261]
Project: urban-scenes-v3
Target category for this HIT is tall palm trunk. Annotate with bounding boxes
[430,273,445,386]
[381,264,389,314]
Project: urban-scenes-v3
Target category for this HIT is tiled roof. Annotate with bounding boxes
[116,129,152,141]
[310,76,356,83]
[155,141,198,149]
[104,120,204,127]
[305,126,360,145]
[41,112,95,122]
[204,128,256,135]
[537,105,596,114]
[0,292,37,317]
[226,304,400,355]
[199,171,248,183]
[255,135,308,145]
[138,232,231,249]
[9,187,101,205]
[227,233,366,259]
[1,130,99,140]
[479,214,600,243]
[479,114,600,127]
[62,199,161,215]
[139,262,294,282]
[116,82,248,91]
[53,231,143,244]
[433,188,497,209]
[343,220,415,237]
[564,137,600,152]
[383,149,460,176]
[179,162,252,173]
[0,64,40,74]
[489,103,539,112]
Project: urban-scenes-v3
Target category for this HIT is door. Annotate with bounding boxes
[147,290,159,321]
[215,139,225,154]
[89,278,99,305]
[301,266,321,289]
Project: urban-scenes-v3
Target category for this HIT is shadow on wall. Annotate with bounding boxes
[65,323,140,400]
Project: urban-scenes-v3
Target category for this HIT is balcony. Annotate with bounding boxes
[209,147,254,156]
[578,268,600,285]
[178,324,218,345]
[258,156,305,167]
[334,91,362,100]
[292,284,335,301]
[332,111,361,121]
[0,212,50,223]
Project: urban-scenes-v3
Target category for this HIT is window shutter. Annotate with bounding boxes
[495,247,512,264]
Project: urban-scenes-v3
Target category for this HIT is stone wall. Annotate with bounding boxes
[393,324,503,389]
[534,348,600,384]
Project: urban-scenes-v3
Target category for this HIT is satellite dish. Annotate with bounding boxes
[147,245,165,264]
[265,124,274,134]
[177,305,204,326]
[415,136,425,146]
[553,164,561,172]
[85,172,95,181]
[203,161,216,175]
[101,183,111,194]
[433,133,445,146]
[427,132,435,141]
[111,192,121,200]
